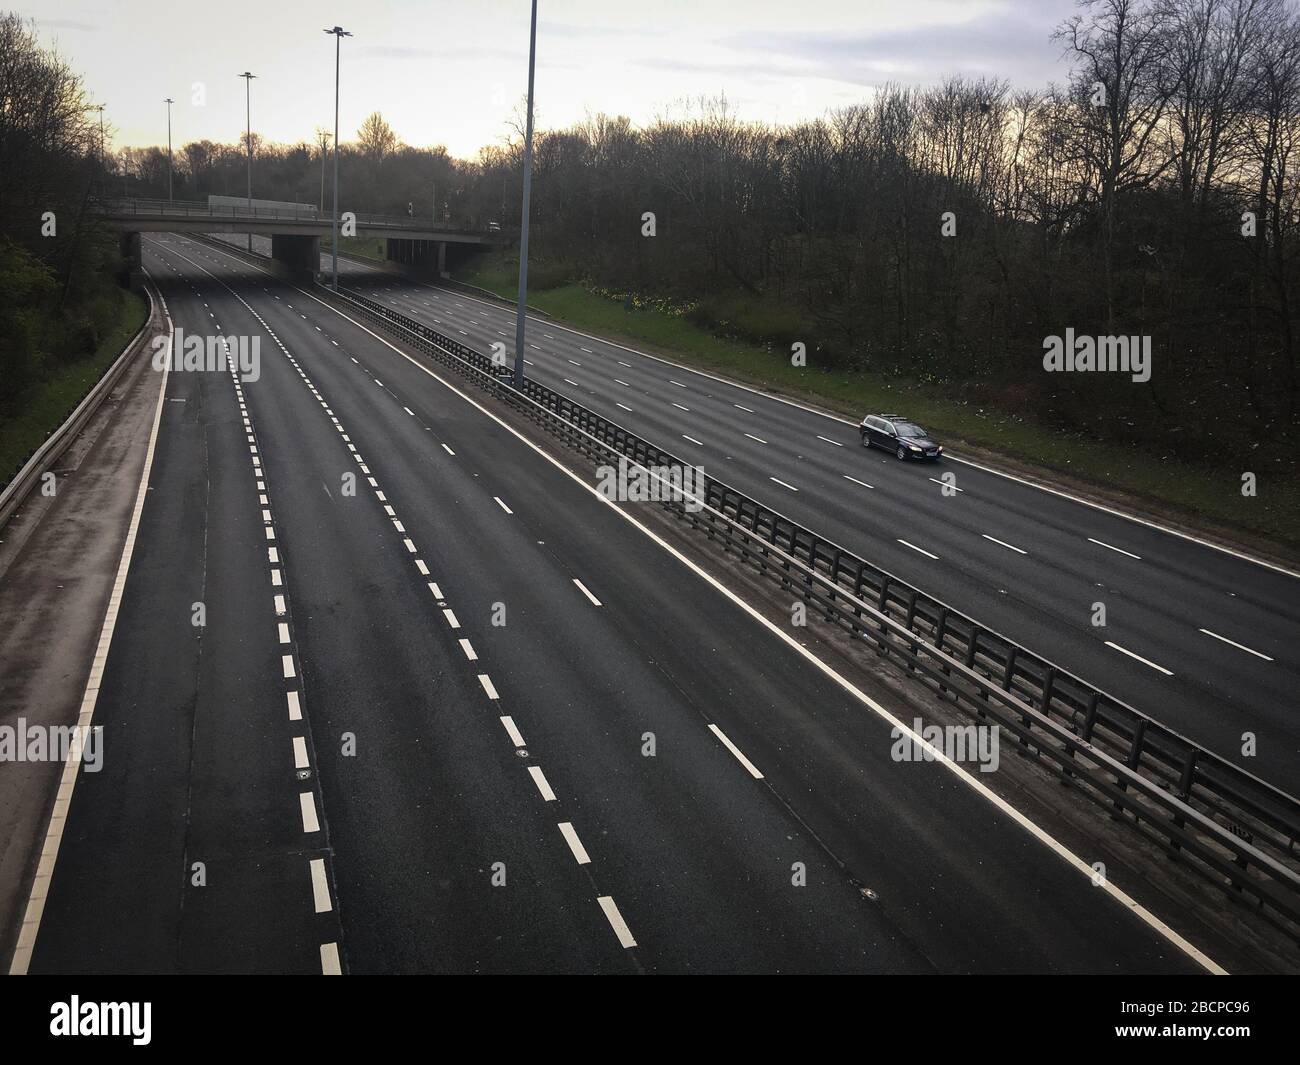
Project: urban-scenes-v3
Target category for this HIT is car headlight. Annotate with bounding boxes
[908,444,921,451]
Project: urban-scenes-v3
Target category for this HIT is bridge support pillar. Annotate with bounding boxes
[271,234,320,283]
[120,231,143,291]
[438,241,447,278]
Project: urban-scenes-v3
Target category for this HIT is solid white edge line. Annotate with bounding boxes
[357,243,1300,582]
[707,723,764,779]
[8,284,170,976]
[1198,628,1274,662]
[178,235,1225,975]
[1104,640,1175,676]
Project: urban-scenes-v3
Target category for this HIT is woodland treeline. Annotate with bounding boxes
[0,13,128,403]
[30,1,1300,463]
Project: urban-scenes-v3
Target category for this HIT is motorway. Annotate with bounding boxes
[11,234,1219,973]
[304,247,1300,793]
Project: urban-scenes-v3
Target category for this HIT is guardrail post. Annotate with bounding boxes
[875,579,891,656]
[934,609,949,693]
[904,592,918,672]
[1113,719,1147,819]
[1170,749,1199,856]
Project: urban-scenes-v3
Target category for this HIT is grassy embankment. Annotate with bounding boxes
[0,287,148,486]
[458,252,1300,551]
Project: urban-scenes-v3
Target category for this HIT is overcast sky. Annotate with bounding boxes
[24,0,1081,159]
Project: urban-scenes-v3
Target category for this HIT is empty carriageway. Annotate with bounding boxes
[43,233,1216,974]
[308,252,1300,795]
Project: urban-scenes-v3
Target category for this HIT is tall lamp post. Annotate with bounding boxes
[512,0,538,389]
[318,130,331,214]
[239,71,256,249]
[164,97,174,201]
[324,26,352,290]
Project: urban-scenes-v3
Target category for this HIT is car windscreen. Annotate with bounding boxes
[895,423,927,439]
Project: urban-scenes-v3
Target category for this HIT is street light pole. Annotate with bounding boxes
[512,0,538,389]
[324,26,352,291]
[164,98,174,201]
[239,72,256,249]
[319,131,331,213]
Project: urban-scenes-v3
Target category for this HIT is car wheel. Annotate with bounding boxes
[861,433,870,448]
[896,445,907,460]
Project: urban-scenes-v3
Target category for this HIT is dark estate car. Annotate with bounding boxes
[860,414,943,460]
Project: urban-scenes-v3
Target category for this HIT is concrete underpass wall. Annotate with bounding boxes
[119,231,143,291]
[270,234,321,282]
[385,237,448,278]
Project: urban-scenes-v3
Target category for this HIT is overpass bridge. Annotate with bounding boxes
[96,197,506,284]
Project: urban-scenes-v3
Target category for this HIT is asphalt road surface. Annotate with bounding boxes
[15,235,1217,974]
[305,247,1300,793]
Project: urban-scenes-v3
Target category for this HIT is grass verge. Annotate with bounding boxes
[459,253,1300,552]
[0,287,148,488]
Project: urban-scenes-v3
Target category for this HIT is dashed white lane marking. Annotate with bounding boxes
[671,402,690,412]
[573,578,602,606]
[982,534,1028,555]
[310,858,332,913]
[1198,628,1274,662]
[617,402,634,412]
[500,715,526,747]
[185,240,1220,973]
[278,622,291,644]
[817,435,842,447]
[844,475,874,489]
[442,443,456,456]
[320,942,341,975]
[707,723,764,779]
[404,406,415,416]
[494,496,513,514]
[615,379,630,386]
[744,433,768,444]
[415,559,429,575]
[458,638,478,661]
[274,594,287,615]
[299,792,321,833]
[282,655,297,678]
[897,539,939,560]
[597,896,637,948]
[769,476,798,492]
[557,822,591,864]
[528,766,557,801]
[478,674,500,700]
[683,435,704,446]
[287,691,302,721]
[564,378,579,386]
[442,608,460,629]
[429,582,444,598]
[929,477,963,492]
[1088,537,1141,560]
[734,403,754,413]
[1105,640,1174,676]
[292,736,310,770]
